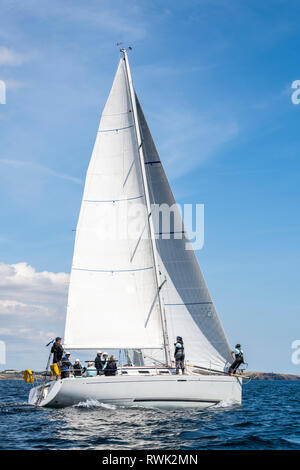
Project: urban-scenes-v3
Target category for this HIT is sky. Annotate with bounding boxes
[0,0,300,373]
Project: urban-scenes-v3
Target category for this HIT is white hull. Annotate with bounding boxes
[29,374,242,409]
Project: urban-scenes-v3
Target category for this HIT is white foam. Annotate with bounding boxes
[211,399,237,408]
[73,399,116,410]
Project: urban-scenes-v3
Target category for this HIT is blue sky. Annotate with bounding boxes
[0,0,299,373]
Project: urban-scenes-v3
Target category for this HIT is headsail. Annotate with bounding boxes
[64,58,164,350]
[136,98,232,371]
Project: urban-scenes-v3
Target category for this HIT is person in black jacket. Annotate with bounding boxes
[61,352,72,379]
[73,359,83,377]
[104,355,117,376]
[94,351,103,375]
[50,337,64,380]
[174,336,185,375]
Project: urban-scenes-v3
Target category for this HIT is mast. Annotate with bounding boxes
[121,49,171,366]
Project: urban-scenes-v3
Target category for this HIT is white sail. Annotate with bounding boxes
[136,98,232,371]
[64,58,164,350]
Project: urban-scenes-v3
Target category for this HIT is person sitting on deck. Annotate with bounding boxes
[86,362,97,377]
[104,355,118,376]
[94,351,103,375]
[50,337,63,381]
[73,359,83,377]
[61,352,72,379]
[174,336,185,375]
[228,344,244,375]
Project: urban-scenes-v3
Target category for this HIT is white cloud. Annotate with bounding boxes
[0,261,68,329]
[0,299,49,317]
[0,261,69,367]
[0,261,69,369]
[0,261,69,302]
[0,45,29,66]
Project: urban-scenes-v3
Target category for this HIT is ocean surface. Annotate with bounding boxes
[0,379,299,450]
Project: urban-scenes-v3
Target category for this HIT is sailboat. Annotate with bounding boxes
[28,49,242,408]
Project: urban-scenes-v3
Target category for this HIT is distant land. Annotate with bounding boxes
[246,372,300,380]
[0,370,299,381]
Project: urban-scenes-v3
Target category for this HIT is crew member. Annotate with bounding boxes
[73,359,83,377]
[104,355,118,376]
[61,352,72,379]
[50,337,63,381]
[94,351,103,375]
[228,344,244,375]
[174,336,185,375]
[101,352,109,372]
[86,362,97,377]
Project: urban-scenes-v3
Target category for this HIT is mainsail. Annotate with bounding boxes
[64,51,232,371]
[64,57,164,350]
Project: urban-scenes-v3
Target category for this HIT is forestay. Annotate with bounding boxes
[64,59,164,350]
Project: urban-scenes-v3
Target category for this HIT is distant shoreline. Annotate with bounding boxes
[0,371,299,381]
[246,372,300,380]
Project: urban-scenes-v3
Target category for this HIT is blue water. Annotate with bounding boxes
[0,379,299,450]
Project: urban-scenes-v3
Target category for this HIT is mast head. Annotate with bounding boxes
[120,46,133,55]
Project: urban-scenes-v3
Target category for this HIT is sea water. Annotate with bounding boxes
[0,379,299,450]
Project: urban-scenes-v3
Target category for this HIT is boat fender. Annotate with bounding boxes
[24,369,34,384]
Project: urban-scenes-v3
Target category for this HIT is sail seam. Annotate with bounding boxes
[102,111,132,116]
[98,124,134,133]
[84,195,143,203]
[72,266,153,273]
[164,302,213,306]
[155,231,185,235]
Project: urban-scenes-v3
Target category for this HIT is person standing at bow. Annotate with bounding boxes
[50,337,63,381]
[228,344,244,375]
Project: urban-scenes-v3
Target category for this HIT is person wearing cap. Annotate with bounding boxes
[101,352,109,371]
[73,359,83,377]
[50,337,64,381]
[61,351,72,379]
[94,351,103,375]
